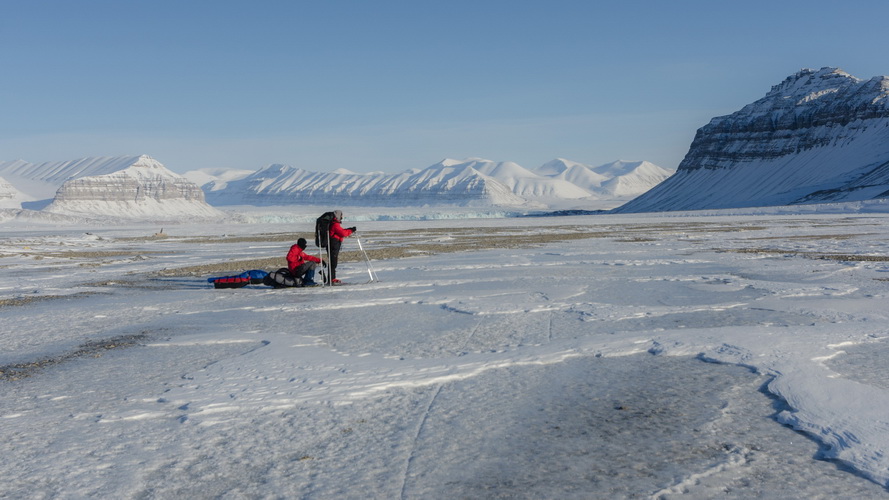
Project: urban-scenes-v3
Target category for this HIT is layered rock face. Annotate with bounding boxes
[0,156,153,200]
[617,68,889,213]
[45,155,222,219]
[53,156,205,203]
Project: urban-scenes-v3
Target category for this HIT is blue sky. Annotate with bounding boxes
[2,0,887,174]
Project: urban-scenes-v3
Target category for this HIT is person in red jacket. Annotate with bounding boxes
[287,237,323,286]
[326,210,356,284]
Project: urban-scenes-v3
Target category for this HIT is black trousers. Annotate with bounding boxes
[328,238,342,281]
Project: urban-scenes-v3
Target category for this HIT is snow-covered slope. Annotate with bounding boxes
[458,158,592,200]
[617,67,889,213]
[183,167,255,193]
[537,158,610,189]
[202,157,671,209]
[2,154,672,213]
[43,156,223,220]
[0,156,149,201]
[596,160,677,197]
[205,160,533,207]
[0,176,32,209]
[537,158,674,198]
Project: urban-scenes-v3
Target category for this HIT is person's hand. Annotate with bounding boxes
[348,227,357,233]
[322,261,328,267]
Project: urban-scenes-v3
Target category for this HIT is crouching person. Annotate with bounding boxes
[287,237,323,286]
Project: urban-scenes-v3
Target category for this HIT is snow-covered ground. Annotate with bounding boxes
[3,211,889,498]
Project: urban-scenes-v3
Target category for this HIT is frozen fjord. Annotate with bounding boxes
[2,213,889,498]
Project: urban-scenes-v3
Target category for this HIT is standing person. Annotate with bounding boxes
[286,237,322,286]
[326,210,356,284]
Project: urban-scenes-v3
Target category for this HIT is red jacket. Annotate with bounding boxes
[286,244,321,273]
[329,220,354,242]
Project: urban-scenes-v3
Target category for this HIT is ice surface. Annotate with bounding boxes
[2,211,889,497]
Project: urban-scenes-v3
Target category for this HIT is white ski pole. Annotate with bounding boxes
[316,229,326,287]
[325,233,333,285]
[356,236,378,282]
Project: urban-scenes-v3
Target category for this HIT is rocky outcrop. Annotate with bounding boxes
[52,157,204,203]
[617,68,889,213]
[0,156,151,200]
[44,155,222,219]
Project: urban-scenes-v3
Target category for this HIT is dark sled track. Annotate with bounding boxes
[397,317,484,499]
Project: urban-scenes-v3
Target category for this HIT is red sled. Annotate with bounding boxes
[212,277,251,289]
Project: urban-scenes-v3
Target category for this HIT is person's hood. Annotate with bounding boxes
[333,210,343,221]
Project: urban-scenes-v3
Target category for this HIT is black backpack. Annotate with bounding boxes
[263,268,302,288]
[314,211,336,248]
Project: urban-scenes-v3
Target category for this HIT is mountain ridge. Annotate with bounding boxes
[197,157,673,209]
[11,155,223,220]
[616,67,889,213]
[0,155,672,215]
[0,155,148,200]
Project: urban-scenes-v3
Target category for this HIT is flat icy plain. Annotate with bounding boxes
[2,212,889,498]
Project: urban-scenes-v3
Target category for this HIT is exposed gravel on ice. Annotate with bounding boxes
[3,212,889,498]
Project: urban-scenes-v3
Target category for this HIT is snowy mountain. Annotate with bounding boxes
[537,159,674,198]
[0,154,670,217]
[0,156,150,201]
[183,167,256,193]
[459,158,592,201]
[199,157,671,209]
[202,159,533,208]
[0,155,222,220]
[0,176,32,209]
[537,158,610,188]
[617,67,889,213]
[41,156,222,219]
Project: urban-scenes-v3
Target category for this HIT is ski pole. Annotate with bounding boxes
[357,237,376,282]
[356,236,378,282]
[325,233,332,285]
[316,229,327,287]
